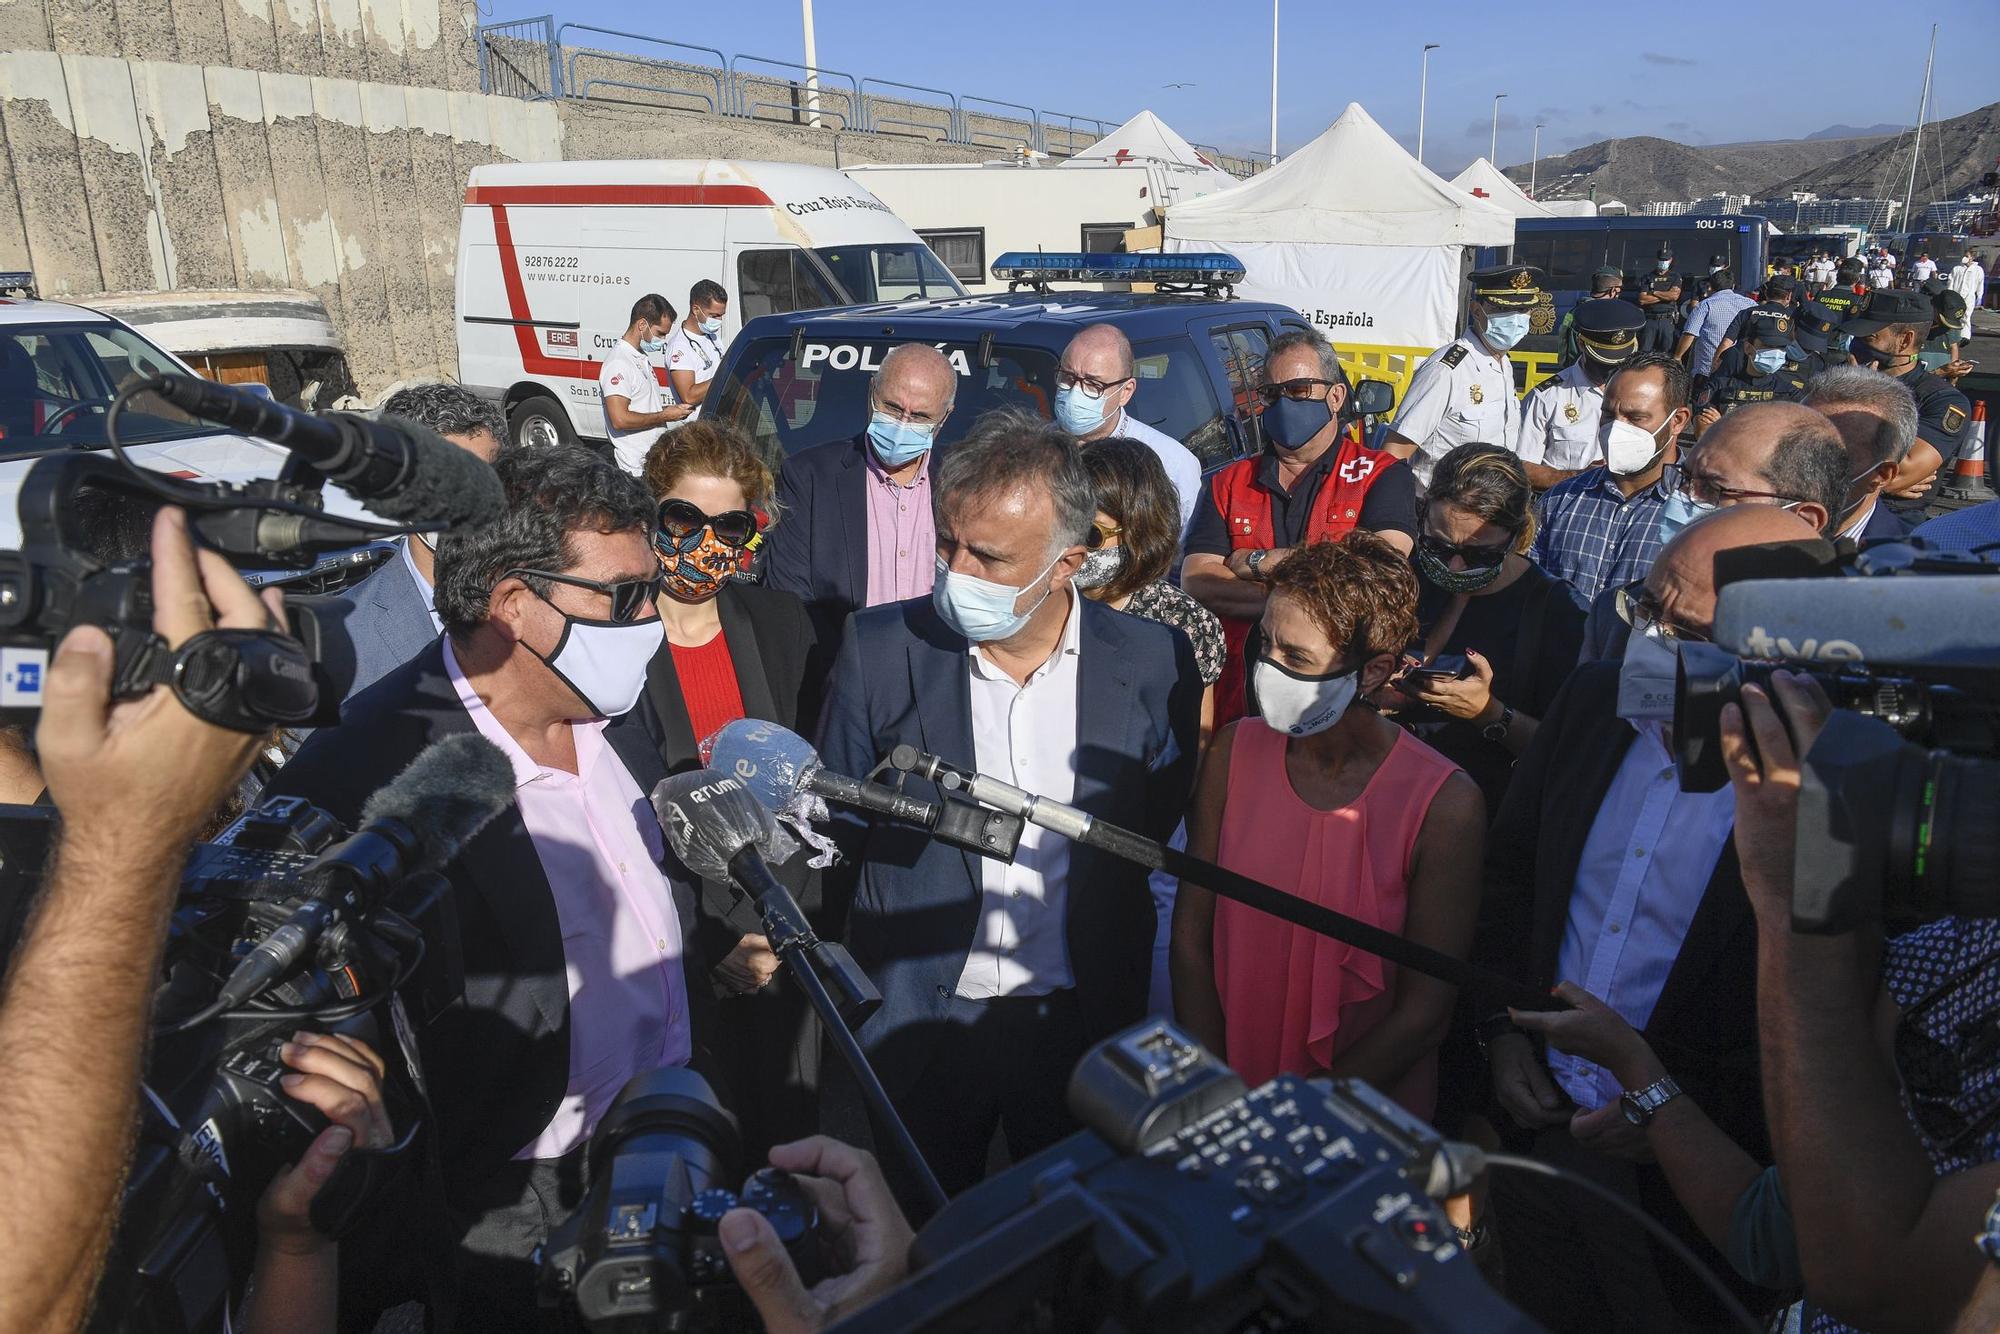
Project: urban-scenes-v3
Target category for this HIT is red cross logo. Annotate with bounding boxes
[1113,149,1133,164]
[1339,456,1378,484]
[1470,187,1491,198]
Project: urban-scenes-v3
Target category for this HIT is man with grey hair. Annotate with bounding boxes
[1054,323,1202,532]
[817,409,1201,1209]
[316,381,506,700]
[1802,364,1922,543]
[768,342,958,646]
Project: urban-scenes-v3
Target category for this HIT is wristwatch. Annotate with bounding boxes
[1480,703,1516,742]
[1619,1075,1684,1127]
[1474,1012,1520,1059]
[1246,548,1270,579]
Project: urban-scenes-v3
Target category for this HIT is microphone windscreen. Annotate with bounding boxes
[351,414,507,528]
[652,769,778,882]
[702,718,819,813]
[358,733,516,872]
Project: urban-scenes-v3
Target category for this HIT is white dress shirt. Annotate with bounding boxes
[1515,361,1606,470]
[599,338,671,476]
[957,587,1083,999]
[1549,722,1736,1110]
[399,537,443,633]
[1395,329,1520,489]
[1107,408,1203,537]
[662,323,723,422]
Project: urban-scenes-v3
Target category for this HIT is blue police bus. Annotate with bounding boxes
[1475,215,1775,355]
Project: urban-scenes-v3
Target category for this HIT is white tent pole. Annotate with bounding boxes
[1268,0,1279,162]
[1417,44,1439,165]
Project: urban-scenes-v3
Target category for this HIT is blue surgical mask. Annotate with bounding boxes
[1656,491,1717,545]
[1483,311,1531,351]
[1055,383,1111,435]
[699,318,723,337]
[1751,348,1788,375]
[1263,395,1334,451]
[640,336,667,355]
[867,412,936,468]
[932,553,1060,643]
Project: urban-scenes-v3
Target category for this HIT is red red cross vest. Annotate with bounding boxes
[1210,429,1392,726]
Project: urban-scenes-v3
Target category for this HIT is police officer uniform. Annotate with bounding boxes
[1636,248,1682,355]
[1843,289,1974,516]
[1922,291,1969,370]
[1789,301,1838,376]
[1696,312,1810,419]
[1517,299,1645,475]
[1556,268,1625,368]
[1392,264,1542,490]
[1719,274,1798,352]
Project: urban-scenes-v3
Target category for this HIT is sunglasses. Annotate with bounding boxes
[1253,377,1342,406]
[657,498,760,549]
[1087,521,1123,548]
[1612,580,1710,644]
[1415,529,1511,570]
[503,567,661,623]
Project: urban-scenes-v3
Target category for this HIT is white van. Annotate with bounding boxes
[454,159,966,450]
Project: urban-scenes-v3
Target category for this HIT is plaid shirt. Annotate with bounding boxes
[1532,467,1671,603]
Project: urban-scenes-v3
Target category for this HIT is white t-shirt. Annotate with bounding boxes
[662,324,724,422]
[1910,258,1938,281]
[599,338,669,476]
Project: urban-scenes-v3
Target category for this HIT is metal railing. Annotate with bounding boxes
[473,17,1267,174]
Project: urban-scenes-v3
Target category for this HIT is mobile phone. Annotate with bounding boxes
[1406,653,1471,683]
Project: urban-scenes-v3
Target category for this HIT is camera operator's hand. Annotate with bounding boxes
[38,506,284,846]
[1511,982,1668,1093]
[1719,672,1832,925]
[255,1032,395,1252]
[1486,1031,1572,1130]
[721,1136,913,1333]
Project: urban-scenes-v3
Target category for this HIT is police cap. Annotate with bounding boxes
[1764,273,1797,297]
[1842,287,1934,336]
[1919,275,1948,297]
[1572,299,1646,364]
[1746,310,1795,347]
[1470,264,1546,308]
[1934,290,1969,324]
[1793,301,1839,353]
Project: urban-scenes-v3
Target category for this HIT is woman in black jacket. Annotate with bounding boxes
[639,422,825,1158]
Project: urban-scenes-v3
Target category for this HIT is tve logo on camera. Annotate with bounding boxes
[0,648,47,706]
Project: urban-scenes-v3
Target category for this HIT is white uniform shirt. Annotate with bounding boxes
[599,338,670,476]
[1867,263,1895,290]
[1394,328,1520,489]
[1910,258,1938,282]
[662,323,724,422]
[1514,361,1605,470]
[1107,407,1202,536]
[957,589,1083,999]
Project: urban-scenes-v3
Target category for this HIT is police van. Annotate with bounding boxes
[705,252,1393,479]
[453,159,967,451]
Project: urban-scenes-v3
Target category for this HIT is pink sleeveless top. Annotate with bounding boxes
[1211,720,1460,1116]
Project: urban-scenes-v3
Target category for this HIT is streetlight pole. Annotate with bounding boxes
[801,0,820,128]
[1417,43,1439,165]
[1530,122,1544,196]
[1269,0,1279,162]
[1490,93,1507,163]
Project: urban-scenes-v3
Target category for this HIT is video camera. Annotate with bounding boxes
[1671,540,2000,932]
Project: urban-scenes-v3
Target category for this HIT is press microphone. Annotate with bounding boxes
[147,373,507,528]
[213,734,516,1010]
[703,719,1023,863]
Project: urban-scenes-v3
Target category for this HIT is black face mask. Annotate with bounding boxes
[1849,339,1894,369]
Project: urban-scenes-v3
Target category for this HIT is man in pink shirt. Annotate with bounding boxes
[270,445,702,1330]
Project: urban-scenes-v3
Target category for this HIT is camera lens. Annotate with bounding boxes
[1901,750,2000,923]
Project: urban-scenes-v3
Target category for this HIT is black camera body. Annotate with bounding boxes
[831,1022,1537,1333]
[538,1068,824,1332]
[79,794,458,1334]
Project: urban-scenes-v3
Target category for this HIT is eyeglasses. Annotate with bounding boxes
[1253,377,1341,406]
[503,567,662,623]
[1087,521,1123,548]
[1895,950,2000,1155]
[657,498,760,549]
[1613,580,1710,644]
[1055,368,1134,396]
[1662,461,1810,510]
[1416,529,1510,570]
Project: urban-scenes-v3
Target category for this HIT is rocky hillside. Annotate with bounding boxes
[1765,101,2000,201]
[1504,132,1893,206]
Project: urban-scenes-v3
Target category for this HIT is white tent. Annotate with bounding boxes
[1164,103,1515,348]
[1449,158,1555,219]
[1063,109,1238,202]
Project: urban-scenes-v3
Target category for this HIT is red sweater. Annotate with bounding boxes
[669,631,745,750]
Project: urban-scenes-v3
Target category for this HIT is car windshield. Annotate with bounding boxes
[810,244,966,304]
[708,337,1056,469]
[0,322,215,455]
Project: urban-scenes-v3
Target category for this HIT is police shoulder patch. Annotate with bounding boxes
[1942,404,1968,434]
[1440,345,1468,369]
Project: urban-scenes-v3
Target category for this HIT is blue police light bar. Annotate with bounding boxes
[990,251,1247,286]
[0,271,37,299]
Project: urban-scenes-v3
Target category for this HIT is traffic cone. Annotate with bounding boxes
[1931,399,1996,513]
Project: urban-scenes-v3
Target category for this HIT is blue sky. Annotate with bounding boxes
[532,0,1999,172]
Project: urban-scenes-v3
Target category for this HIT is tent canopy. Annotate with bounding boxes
[1449,157,1555,219]
[1065,110,1236,192]
[1164,103,1515,249]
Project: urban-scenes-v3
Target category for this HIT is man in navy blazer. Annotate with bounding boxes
[315,383,504,701]
[815,412,1201,1210]
[765,344,956,646]
[1800,365,1926,548]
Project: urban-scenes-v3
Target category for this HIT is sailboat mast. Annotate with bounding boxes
[1902,24,1936,235]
